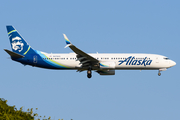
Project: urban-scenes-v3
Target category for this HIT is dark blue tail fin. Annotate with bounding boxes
[6,25,35,55]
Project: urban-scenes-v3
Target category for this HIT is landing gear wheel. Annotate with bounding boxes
[158,72,161,76]
[87,74,92,78]
[87,67,92,78]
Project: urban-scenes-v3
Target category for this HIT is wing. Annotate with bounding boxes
[63,34,99,68]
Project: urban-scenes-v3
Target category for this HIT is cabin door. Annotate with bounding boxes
[156,57,159,63]
[33,55,38,64]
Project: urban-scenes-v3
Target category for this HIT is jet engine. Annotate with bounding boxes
[96,70,115,75]
[99,61,115,69]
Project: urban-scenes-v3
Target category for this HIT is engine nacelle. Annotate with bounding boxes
[99,61,115,69]
[97,70,115,75]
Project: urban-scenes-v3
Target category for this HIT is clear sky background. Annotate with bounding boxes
[0,0,180,120]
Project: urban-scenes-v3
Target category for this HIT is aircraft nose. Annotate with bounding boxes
[170,60,176,67]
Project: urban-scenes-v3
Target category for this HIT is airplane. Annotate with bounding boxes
[4,25,176,78]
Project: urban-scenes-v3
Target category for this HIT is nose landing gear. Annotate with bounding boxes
[158,72,161,76]
[158,68,167,76]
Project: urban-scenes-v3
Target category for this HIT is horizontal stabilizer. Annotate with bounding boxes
[4,49,24,58]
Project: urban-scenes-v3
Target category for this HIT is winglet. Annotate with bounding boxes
[63,34,72,48]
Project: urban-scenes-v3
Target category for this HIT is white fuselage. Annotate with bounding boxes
[41,52,176,70]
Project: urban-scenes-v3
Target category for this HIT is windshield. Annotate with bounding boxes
[164,58,170,60]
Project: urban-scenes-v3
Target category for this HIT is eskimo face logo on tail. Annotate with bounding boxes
[118,56,152,66]
[11,36,24,52]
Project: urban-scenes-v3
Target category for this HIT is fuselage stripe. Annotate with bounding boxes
[42,54,70,68]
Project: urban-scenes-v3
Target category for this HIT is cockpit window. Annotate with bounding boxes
[164,58,170,60]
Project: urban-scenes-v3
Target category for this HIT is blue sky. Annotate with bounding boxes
[1,0,180,120]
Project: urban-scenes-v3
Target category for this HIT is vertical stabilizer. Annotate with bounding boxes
[6,25,34,55]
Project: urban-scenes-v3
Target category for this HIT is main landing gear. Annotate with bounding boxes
[87,67,92,78]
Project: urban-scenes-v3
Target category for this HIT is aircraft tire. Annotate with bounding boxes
[87,74,92,78]
[158,72,161,76]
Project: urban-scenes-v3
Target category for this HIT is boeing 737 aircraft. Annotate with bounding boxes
[4,26,176,78]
